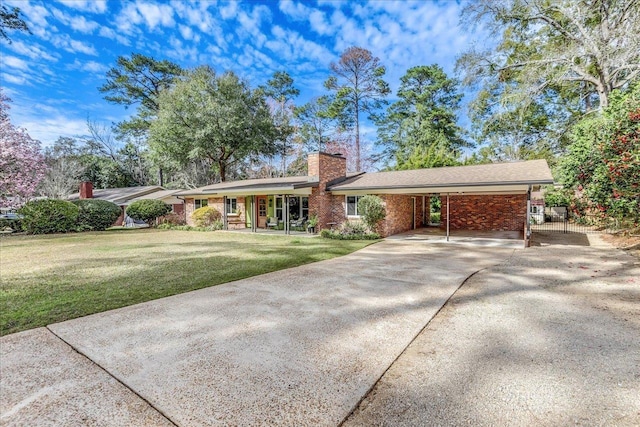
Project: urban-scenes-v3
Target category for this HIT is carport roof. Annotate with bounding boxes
[328,159,554,193]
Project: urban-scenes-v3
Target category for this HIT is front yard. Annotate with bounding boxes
[0,229,374,335]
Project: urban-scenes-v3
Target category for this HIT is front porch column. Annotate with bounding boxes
[223,196,228,230]
[446,194,450,242]
[284,195,290,235]
[251,195,257,233]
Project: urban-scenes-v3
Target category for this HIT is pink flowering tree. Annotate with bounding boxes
[0,91,47,208]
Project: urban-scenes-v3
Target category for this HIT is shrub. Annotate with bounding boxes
[357,195,386,232]
[191,206,222,227]
[18,199,79,234]
[157,220,223,232]
[126,199,171,225]
[320,229,380,240]
[72,199,121,231]
[320,220,380,240]
[159,212,186,226]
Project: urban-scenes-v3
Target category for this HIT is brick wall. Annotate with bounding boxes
[308,152,347,230]
[377,195,426,237]
[439,194,527,231]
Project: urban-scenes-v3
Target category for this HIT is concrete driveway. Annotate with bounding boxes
[345,234,640,426]
[1,238,514,426]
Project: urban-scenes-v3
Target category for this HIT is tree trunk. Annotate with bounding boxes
[355,103,361,172]
[219,161,226,182]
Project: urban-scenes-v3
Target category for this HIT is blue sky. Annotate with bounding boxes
[1,0,489,148]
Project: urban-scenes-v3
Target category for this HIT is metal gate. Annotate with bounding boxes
[530,206,616,234]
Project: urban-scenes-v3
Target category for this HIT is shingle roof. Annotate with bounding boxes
[176,176,319,195]
[68,186,165,204]
[328,159,554,191]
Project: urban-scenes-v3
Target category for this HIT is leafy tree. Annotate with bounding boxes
[126,199,171,225]
[100,53,183,185]
[294,96,335,152]
[559,83,640,225]
[0,91,47,207]
[263,71,299,176]
[458,0,640,158]
[149,66,277,182]
[0,5,30,43]
[376,65,466,169]
[325,46,390,171]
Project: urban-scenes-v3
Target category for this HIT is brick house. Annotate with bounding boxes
[177,152,554,239]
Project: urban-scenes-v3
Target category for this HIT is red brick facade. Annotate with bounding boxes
[183,153,529,238]
[439,194,527,232]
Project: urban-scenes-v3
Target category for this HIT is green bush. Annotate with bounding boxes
[320,229,380,240]
[72,199,121,231]
[357,195,386,232]
[18,199,79,234]
[191,206,221,227]
[126,199,171,225]
[157,220,223,232]
[320,220,380,240]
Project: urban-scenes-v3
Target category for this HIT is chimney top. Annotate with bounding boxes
[79,181,93,199]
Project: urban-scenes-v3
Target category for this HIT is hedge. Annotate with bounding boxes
[18,199,79,234]
[73,199,121,231]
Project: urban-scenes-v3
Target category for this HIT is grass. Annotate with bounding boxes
[0,229,375,336]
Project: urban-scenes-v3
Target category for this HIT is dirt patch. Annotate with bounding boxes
[601,232,640,259]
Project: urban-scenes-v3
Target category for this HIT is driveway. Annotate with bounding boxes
[1,238,514,426]
[345,234,640,426]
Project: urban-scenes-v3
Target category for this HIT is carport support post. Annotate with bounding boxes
[446,194,450,242]
[223,196,228,230]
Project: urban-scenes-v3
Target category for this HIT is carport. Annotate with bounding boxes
[327,159,555,245]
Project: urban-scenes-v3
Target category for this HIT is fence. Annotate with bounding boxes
[530,206,618,234]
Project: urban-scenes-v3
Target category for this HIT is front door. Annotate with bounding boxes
[257,196,267,228]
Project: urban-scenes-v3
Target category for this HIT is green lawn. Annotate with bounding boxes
[0,229,375,335]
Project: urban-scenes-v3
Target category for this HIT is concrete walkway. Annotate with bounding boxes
[345,234,640,426]
[1,238,514,426]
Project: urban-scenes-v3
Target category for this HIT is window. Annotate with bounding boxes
[275,197,283,221]
[346,195,363,216]
[194,199,208,210]
[226,197,238,215]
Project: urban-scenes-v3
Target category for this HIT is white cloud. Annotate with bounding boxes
[69,59,108,74]
[1,72,29,86]
[98,26,131,46]
[55,0,108,14]
[136,1,175,31]
[69,15,99,33]
[49,33,97,56]
[278,0,310,20]
[219,1,238,19]
[3,56,29,70]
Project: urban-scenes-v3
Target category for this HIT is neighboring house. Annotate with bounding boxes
[68,183,185,226]
[177,152,554,239]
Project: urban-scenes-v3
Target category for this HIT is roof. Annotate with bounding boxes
[126,189,184,202]
[328,159,554,193]
[68,186,166,205]
[177,176,319,196]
